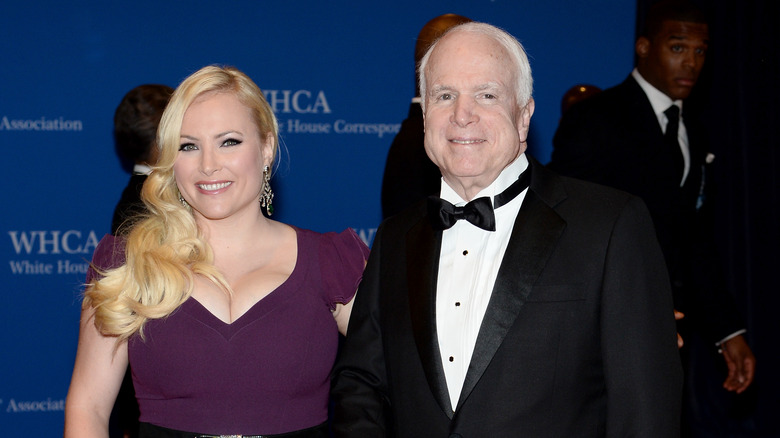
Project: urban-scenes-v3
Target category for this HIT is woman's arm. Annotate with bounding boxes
[333,294,356,336]
[64,305,128,438]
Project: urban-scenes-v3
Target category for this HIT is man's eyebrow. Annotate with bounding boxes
[668,35,709,45]
[430,83,502,94]
[474,82,501,92]
[430,85,455,94]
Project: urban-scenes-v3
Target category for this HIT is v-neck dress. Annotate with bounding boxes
[88,227,369,435]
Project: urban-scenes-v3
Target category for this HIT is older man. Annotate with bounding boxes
[333,22,682,437]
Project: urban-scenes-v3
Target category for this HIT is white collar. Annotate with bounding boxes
[632,68,682,117]
[133,163,153,175]
[440,153,529,206]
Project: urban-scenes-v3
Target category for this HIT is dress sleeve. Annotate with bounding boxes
[86,234,127,284]
[319,228,370,309]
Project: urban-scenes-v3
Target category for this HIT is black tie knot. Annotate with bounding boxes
[428,196,495,231]
[427,167,531,231]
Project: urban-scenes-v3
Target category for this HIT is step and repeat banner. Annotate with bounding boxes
[0,1,634,434]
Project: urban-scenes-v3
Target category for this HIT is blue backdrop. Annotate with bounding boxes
[0,1,635,434]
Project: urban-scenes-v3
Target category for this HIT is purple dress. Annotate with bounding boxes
[88,227,369,435]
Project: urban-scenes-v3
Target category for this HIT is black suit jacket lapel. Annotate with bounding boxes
[623,77,665,143]
[406,217,454,416]
[456,158,567,411]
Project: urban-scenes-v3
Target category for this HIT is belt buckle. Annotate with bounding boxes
[199,435,257,438]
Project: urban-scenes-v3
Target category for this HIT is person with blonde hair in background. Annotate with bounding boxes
[65,65,368,438]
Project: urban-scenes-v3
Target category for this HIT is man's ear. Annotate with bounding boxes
[517,98,535,141]
[636,37,650,59]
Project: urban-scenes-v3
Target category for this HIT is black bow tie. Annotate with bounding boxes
[428,167,531,231]
[428,196,495,231]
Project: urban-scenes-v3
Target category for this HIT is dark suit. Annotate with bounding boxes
[549,75,742,345]
[111,173,148,235]
[381,102,441,219]
[333,156,682,437]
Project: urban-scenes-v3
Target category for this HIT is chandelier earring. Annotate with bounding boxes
[260,165,274,216]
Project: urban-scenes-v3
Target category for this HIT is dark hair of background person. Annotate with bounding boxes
[113,84,174,169]
[413,13,472,97]
[640,0,707,38]
[111,84,173,236]
[560,84,601,116]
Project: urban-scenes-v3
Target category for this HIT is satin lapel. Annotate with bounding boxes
[406,217,453,417]
[456,187,566,411]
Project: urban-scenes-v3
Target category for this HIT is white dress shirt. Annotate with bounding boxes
[632,68,690,186]
[133,163,153,175]
[435,153,529,408]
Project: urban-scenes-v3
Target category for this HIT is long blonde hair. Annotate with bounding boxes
[85,66,279,342]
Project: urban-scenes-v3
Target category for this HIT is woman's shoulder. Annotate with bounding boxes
[86,234,127,283]
[94,233,126,264]
[293,226,368,257]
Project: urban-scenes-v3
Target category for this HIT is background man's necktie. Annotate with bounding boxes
[664,105,684,181]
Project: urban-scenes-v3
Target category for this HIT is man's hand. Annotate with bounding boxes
[720,335,756,393]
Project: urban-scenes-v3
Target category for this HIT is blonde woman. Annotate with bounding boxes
[65,66,368,437]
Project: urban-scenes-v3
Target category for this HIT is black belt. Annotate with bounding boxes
[138,422,329,438]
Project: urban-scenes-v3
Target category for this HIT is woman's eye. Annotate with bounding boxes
[222,138,241,147]
[179,143,197,152]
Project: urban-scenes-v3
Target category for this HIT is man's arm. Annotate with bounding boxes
[689,199,755,388]
[332,227,391,437]
[601,196,683,437]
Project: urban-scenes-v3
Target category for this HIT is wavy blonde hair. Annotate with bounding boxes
[85,66,279,342]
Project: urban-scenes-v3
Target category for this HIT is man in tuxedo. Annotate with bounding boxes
[111,84,173,235]
[333,22,682,437]
[380,13,471,219]
[548,1,755,430]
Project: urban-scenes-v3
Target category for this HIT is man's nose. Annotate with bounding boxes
[451,97,479,127]
[682,50,701,70]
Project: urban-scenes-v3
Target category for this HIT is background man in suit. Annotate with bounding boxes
[333,22,682,437]
[112,84,173,235]
[548,1,755,433]
[380,13,471,219]
[107,83,171,438]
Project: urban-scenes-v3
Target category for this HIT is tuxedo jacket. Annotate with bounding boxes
[381,102,441,219]
[549,75,742,344]
[333,156,682,438]
[111,173,148,235]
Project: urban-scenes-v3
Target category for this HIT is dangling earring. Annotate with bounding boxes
[179,193,189,207]
[260,165,274,216]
